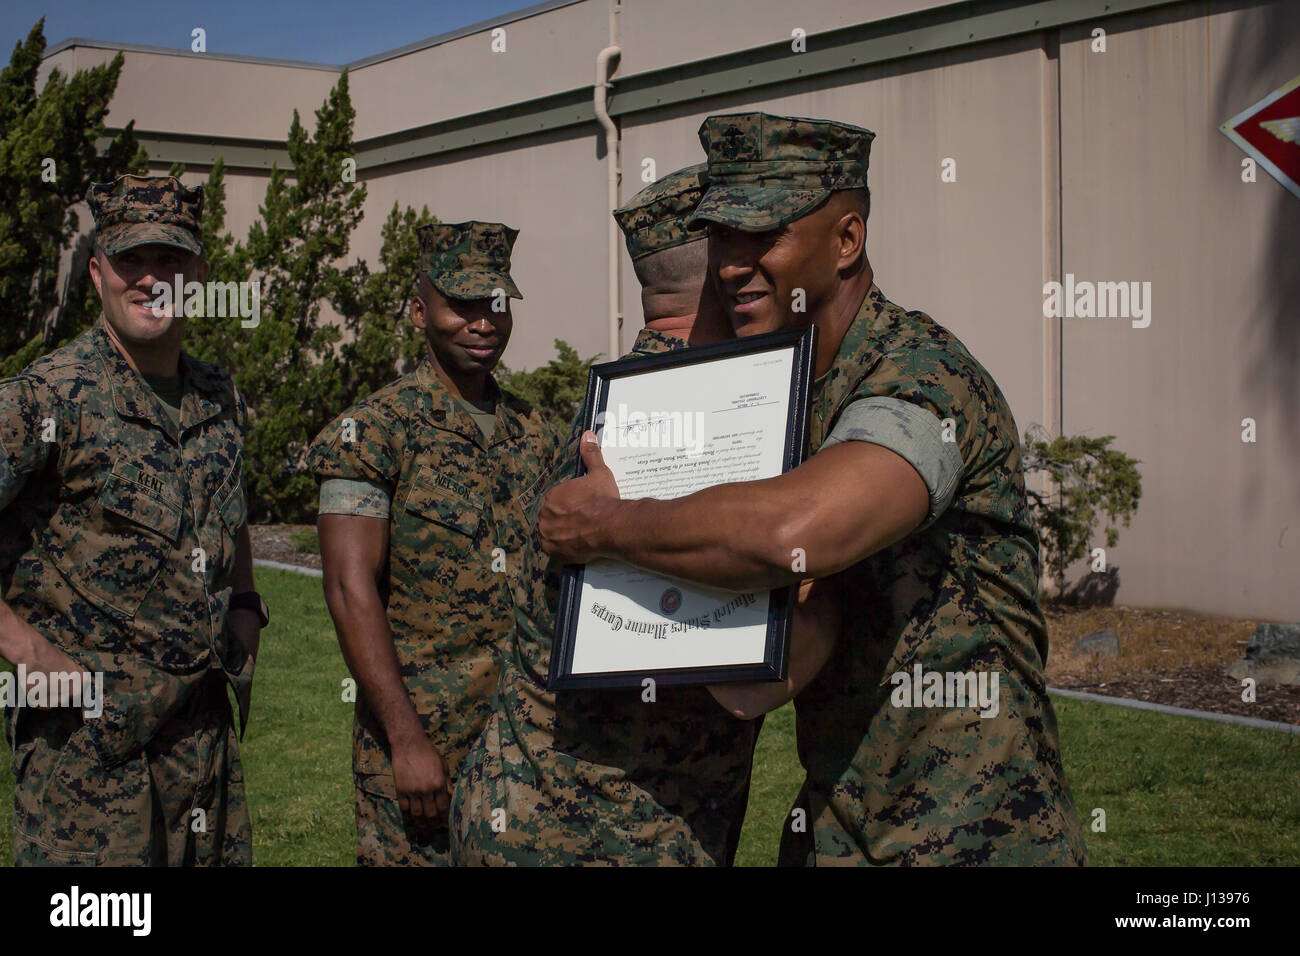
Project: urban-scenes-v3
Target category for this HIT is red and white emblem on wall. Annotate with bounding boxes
[1220,73,1300,199]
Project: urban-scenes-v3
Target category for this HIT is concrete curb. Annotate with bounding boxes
[1049,686,1300,734]
[253,558,323,579]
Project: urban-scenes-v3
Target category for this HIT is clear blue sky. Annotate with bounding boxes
[4,0,548,65]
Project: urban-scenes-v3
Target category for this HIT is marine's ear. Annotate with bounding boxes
[410,276,430,330]
[832,197,867,272]
[88,247,105,298]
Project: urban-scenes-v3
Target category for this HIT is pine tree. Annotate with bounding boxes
[153,76,442,522]
[340,201,437,401]
[177,157,251,366]
[0,18,147,373]
[235,70,367,522]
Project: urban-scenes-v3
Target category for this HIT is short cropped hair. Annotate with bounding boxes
[632,235,708,293]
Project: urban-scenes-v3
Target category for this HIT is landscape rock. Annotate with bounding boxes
[1244,622,1300,663]
[1073,630,1120,658]
[1226,622,1300,686]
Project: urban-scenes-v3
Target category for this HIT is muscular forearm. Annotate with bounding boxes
[323,573,424,748]
[598,481,809,591]
[565,443,928,592]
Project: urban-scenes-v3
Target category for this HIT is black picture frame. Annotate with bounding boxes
[548,325,818,691]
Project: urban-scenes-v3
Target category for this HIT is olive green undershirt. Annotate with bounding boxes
[456,395,497,442]
[142,372,184,429]
[318,394,498,518]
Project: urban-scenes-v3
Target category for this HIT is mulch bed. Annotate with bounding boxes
[251,523,321,571]
[1053,664,1300,726]
[1044,603,1300,727]
[251,524,1298,726]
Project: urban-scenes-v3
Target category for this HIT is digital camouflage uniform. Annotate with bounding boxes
[0,175,254,866]
[307,220,559,866]
[611,163,708,262]
[451,166,760,867]
[419,220,523,301]
[689,113,1088,866]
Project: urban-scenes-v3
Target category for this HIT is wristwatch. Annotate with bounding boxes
[230,591,270,629]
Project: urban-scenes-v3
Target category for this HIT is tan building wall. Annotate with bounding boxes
[35,0,1300,620]
[349,1,607,139]
[38,45,338,142]
[1056,1,1300,620]
[617,32,1055,431]
[616,0,960,74]
[355,130,611,367]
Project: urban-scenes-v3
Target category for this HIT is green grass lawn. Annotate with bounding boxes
[2,567,1297,866]
[237,568,353,865]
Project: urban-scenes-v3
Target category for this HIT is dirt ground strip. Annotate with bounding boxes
[252,523,322,571]
[1045,604,1299,726]
[251,525,1298,726]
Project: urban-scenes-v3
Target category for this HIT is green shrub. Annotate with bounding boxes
[289,529,319,554]
[497,339,602,434]
[180,74,434,523]
[1022,429,1142,594]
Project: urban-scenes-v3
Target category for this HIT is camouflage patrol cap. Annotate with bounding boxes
[418,221,522,301]
[86,174,204,256]
[687,112,875,232]
[613,163,708,261]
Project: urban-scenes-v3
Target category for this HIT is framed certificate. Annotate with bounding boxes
[548,326,817,690]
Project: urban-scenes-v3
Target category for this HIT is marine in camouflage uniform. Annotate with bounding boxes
[451,165,763,867]
[308,221,559,866]
[539,113,1089,866]
[0,175,255,865]
[779,279,1088,865]
[699,115,1087,866]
